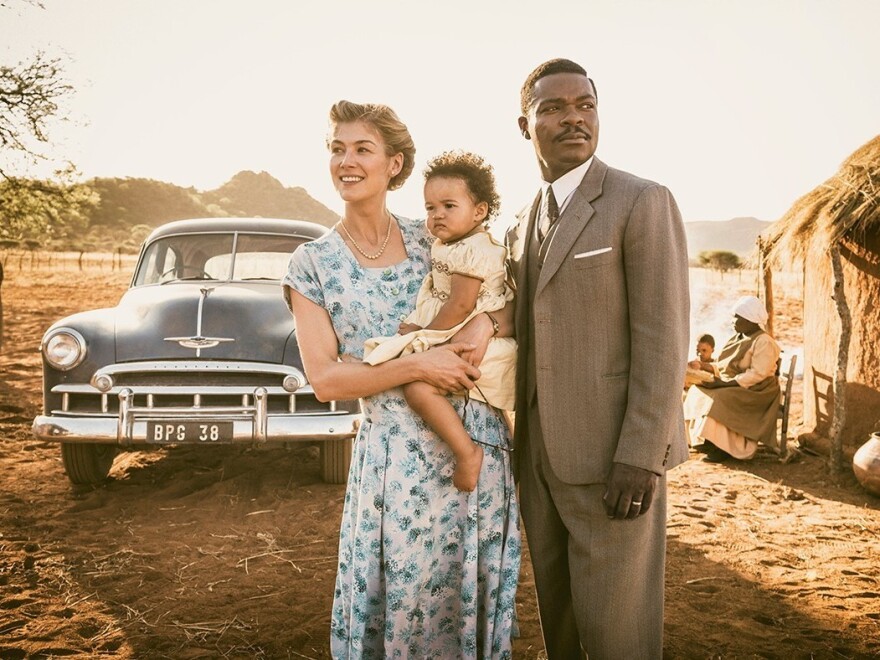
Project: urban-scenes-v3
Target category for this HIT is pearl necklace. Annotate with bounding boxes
[339,213,394,260]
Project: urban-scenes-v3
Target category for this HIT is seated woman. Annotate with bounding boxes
[683,296,781,461]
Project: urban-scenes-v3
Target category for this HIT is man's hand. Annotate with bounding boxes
[450,313,493,366]
[603,462,658,520]
[398,322,422,335]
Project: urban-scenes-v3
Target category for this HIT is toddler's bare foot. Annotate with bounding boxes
[453,443,484,492]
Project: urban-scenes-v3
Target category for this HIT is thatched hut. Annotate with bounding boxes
[761,135,880,468]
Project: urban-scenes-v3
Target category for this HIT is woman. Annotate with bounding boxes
[282,100,520,658]
[683,296,781,461]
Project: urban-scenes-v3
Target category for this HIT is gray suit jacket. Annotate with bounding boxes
[507,157,690,484]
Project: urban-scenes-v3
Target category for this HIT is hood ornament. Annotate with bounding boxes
[164,287,234,356]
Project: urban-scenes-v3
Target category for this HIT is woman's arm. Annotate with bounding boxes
[702,377,740,389]
[734,334,780,388]
[287,286,481,402]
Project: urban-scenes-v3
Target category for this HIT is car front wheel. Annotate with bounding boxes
[320,438,352,484]
[61,443,117,485]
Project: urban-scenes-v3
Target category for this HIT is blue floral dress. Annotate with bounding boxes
[283,217,521,659]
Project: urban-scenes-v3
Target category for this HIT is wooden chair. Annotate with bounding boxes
[778,354,798,456]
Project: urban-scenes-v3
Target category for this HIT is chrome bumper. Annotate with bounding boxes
[33,386,360,445]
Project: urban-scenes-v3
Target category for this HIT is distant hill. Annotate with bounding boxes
[684,216,773,260]
[201,171,339,227]
[88,171,339,232]
[3,171,342,252]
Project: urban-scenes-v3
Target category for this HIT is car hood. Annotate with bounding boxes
[115,282,294,363]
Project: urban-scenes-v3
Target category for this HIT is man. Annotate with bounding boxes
[506,58,690,658]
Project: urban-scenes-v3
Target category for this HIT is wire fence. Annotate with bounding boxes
[0,250,140,273]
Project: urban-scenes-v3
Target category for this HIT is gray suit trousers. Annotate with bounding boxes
[520,398,667,659]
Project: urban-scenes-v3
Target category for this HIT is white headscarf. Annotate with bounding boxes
[732,295,769,328]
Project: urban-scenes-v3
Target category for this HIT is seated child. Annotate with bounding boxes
[689,333,717,373]
[363,151,516,492]
[685,333,716,387]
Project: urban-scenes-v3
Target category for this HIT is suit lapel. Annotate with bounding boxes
[536,158,607,297]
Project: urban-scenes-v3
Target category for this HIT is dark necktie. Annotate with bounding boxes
[537,186,560,244]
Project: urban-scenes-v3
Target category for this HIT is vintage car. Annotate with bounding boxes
[32,218,359,485]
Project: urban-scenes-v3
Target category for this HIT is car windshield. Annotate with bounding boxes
[133,232,306,286]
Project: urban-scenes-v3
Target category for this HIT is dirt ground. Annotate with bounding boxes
[1,258,878,659]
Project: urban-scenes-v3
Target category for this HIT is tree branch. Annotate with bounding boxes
[0,51,73,166]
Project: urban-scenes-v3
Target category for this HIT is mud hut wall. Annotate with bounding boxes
[801,233,880,446]
[802,246,835,438]
[841,233,880,441]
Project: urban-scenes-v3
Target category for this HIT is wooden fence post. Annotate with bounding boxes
[828,244,851,473]
[757,237,774,338]
[0,260,4,353]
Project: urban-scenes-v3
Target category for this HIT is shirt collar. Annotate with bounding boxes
[542,157,593,214]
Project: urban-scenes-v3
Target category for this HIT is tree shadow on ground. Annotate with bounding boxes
[733,447,879,510]
[665,538,880,659]
[3,443,343,658]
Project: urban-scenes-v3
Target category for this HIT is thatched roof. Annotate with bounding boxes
[762,134,880,264]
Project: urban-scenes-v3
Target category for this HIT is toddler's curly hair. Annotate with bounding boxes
[423,150,501,223]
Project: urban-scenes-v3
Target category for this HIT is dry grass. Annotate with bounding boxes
[764,134,880,265]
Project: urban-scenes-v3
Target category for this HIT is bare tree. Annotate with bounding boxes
[0,1,45,7]
[0,0,94,244]
[0,51,74,179]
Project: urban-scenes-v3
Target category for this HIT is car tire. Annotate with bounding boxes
[320,438,352,484]
[61,443,117,485]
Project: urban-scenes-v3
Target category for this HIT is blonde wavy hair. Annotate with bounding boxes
[327,100,416,191]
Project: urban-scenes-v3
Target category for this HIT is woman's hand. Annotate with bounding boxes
[414,343,482,393]
[702,377,737,389]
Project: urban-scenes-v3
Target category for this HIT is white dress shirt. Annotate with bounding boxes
[541,157,593,216]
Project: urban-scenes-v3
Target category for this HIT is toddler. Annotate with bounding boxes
[364,151,516,491]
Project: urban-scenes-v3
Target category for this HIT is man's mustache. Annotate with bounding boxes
[555,128,591,141]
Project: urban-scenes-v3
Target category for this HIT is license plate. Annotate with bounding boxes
[146,421,234,444]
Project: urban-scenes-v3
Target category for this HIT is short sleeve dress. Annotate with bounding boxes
[363,230,517,411]
[282,217,521,659]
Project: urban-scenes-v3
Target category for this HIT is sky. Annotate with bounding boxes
[3,0,879,229]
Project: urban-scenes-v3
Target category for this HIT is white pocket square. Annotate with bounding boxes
[574,247,613,259]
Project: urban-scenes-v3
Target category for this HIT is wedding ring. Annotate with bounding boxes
[632,501,643,506]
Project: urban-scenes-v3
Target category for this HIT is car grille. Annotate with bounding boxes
[115,372,273,387]
[50,361,356,417]
[61,390,332,415]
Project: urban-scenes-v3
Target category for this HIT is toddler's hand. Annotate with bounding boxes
[398,322,422,335]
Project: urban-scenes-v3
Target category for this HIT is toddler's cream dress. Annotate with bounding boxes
[363,230,517,410]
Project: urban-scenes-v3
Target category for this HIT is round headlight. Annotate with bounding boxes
[91,373,114,392]
[282,372,307,392]
[43,329,87,371]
